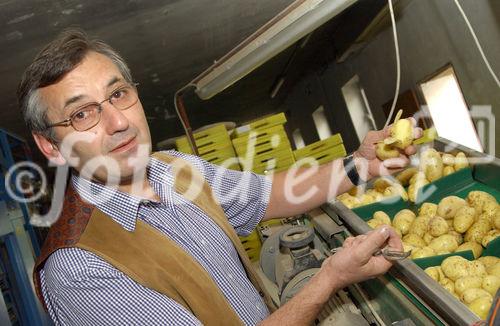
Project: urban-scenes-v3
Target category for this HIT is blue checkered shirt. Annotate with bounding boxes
[39,151,272,325]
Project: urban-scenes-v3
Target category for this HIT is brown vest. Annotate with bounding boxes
[33,152,275,325]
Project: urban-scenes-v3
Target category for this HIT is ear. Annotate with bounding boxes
[32,133,67,165]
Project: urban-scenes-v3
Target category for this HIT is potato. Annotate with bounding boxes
[376,142,399,160]
[446,219,454,229]
[411,246,435,259]
[373,211,391,225]
[477,256,500,270]
[409,215,432,238]
[441,256,470,281]
[396,167,418,187]
[347,186,363,196]
[425,266,443,282]
[373,178,393,192]
[468,261,487,277]
[487,261,500,277]
[456,242,483,259]
[410,171,427,185]
[429,234,458,254]
[420,148,443,182]
[480,202,499,221]
[437,196,467,219]
[337,193,360,209]
[454,152,469,171]
[402,242,415,253]
[439,277,455,294]
[448,230,463,245]
[443,166,455,176]
[366,189,384,202]
[482,229,500,247]
[393,209,416,235]
[455,276,483,295]
[494,209,500,229]
[408,178,430,203]
[423,232,434,245]
[467,191,497,213]
[462,288,492,305]
[453,206,476,233]
[441,153,455,166]
[403,234,426,248]
[419,202,438,217]
[465,219,492,244]
[359,193,376,205]
[384,185,408,201]
[468,296,492,320]
[367,219,383,229]
[389,117,414,149]
[428,216,449,237]
[482,275,500,296]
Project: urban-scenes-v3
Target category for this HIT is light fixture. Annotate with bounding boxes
[174,0,357,153]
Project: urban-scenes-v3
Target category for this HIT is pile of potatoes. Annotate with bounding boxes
[425,255,500,319]
[365,191,500,259]
[397,149,469,202]
[337,149,470,208]
[336,180,408,209]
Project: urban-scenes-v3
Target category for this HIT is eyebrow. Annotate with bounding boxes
[62,76,124,109]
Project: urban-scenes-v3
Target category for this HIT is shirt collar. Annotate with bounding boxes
[72,173,147,232]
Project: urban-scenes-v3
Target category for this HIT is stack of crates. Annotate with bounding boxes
[232,113,295,262]
[293,133,347,167]
[175,124,241,171]
[232,113,295,175]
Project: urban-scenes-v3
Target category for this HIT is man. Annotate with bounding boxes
[19,29,420,325]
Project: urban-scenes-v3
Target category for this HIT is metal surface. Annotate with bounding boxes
[324,186,480,325]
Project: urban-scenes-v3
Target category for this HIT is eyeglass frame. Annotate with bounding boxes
[44,82,140,132]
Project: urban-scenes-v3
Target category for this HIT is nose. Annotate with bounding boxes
[101,101,130,134]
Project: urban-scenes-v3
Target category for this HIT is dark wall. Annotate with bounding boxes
[279,0,500,155]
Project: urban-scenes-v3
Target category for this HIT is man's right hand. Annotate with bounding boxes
[322,226,403,290]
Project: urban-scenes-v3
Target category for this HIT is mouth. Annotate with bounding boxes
[110,137,137,154]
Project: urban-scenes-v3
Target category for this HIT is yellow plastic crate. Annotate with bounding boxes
[200,146,237,162]
[233,113,287,137]
[234,136,291,159]
[293,134,343,160]
[176,132,232,152]
[251,155,295,174]
[294,144,347,167]
[232,125,286,147]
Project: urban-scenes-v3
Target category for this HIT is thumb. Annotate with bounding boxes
[355,227,391,258]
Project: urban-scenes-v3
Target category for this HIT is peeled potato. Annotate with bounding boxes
[443,166,455,176]
[468,296,492,320]
[396,167,418,186]
[376,142,399,160]
[439,277,455,294]
[437,196,467,219]
[367,219,383,229]
[453,206,476,233]
[467,191,497,213]
[482,275,500,296]
[419,202,438,217]
[423,232,434,245]
[428,216,449,237]
[448,230,463,245]
[456,242,483,259]
[441,153,455,166]
[420,148,443,182]
[373,211,391,225]
[388,117,413,149]
[454,152,469,171]
[373,178,393,193]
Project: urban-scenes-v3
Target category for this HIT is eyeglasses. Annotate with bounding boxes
[45,83,139,132]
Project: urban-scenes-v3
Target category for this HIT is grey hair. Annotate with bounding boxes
[18,29,133,141]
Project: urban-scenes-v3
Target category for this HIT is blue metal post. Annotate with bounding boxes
[3,233,44,326]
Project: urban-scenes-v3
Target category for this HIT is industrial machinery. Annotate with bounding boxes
[258,139,496,326]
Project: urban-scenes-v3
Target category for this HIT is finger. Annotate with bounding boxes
[385,227,403,250]
[352,234,368,247]
[409,117,417,127]
[343,237,355,248]
[413,127,423,139]
[404,145,417,156]
[383,155,409,169]
[354,226,392,260]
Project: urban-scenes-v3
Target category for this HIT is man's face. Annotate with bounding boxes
[38,51,152,184]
